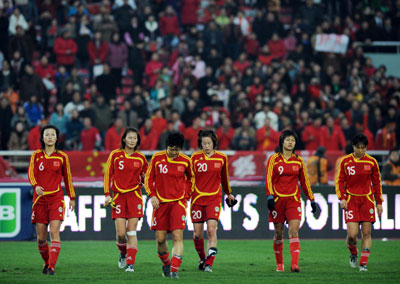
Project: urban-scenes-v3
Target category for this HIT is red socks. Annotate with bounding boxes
[116,242,127,257]
[126,246,138,265]
[48,241,61,270]
[194,238,206,260]
[273,237,283,265]
[347,244,358,256]
[289,237,300,267]
[158,251,171,266]
[360,249,370,266]
[205,255,215,266]
[38,241,49,265]
[171,255,182,272]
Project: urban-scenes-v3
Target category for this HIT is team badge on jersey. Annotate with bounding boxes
[214,163,221,168]
[53,161,60,167]
[177,166,185,172]
[181,215,186,221]
[134,162,140,167]
[297,207,301,212]
[293,166,299,171]
[364,165,371,170]
[369,208,374,214]
[215,206,220,212]
[137,204,142,210]
[58,206,63,213]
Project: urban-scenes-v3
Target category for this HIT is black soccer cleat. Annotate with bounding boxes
[42,264,48,275]
[47,267,55,275]
[198,259,205,271]
[162,263,171,277]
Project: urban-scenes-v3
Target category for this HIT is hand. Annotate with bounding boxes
[376,204,383,217]
[35,186,44,196]
[151,196,160,209]
[225,194,237,208]
[267,196,275,211]
[69,200,75,211]
[311,201,317,214]
[104,196,112,206]
[340,199,347,210]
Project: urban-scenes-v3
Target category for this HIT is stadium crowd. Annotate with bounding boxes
[0,0,399,152]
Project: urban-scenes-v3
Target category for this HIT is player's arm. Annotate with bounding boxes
[104,152,115,197]
[335,157,347,201]
[140,156,149,184]
[371,159,384,206]
[221,155,232,195]
[265,154,276,196]
[144,156,157,198]
[28,151,38,188]
[299,156,314,201]
[185,159,194,199]
[61,153,75,201]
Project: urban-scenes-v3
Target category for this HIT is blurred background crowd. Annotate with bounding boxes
[0,0,399,153]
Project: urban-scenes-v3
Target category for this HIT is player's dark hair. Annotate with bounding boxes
[197,129,218,149]
[166,132,184,149]
[278,129,298,153]
[352,133,368,147]
[120,128,141,151]
[40,125,60,149]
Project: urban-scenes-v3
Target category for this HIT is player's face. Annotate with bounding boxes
[353,143,366,159]
[283,135,296,152]
[124,131,138,150]
[43,128,57,147]
[201,137,214,154]
[167,146,181,159]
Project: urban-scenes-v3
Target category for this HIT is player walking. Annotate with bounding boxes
[265,129,317,272]
[28,125,76,275]
[335,133,383,272]
[145,132,194,279]
[104,128,148,272]
[191,130,236,272]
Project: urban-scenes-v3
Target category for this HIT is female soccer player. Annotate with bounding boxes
[145,132,193,279]
[28,125,76,275]
[104,128,148,272]
[335,133,383,272]
[265,129,316,273]
[191,130,235,272]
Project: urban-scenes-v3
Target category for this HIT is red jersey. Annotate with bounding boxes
[265,153,314,201]
[28,149,75,205]
[191,150,232,205]
[104,149,148,196]
[145,151,194,202]
[335,153,383,204]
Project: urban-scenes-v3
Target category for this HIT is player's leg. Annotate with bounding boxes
[115,218,128,269]
[156,230,171,277]
[346,222,359,268]
[359,222,372,271]
[193,222,206,270]
[288,219,301,272]
[204,219,218,272]
[125,217,139,272]
[48,220,62,274]
[273,222,285,272]
[170,229,184,278]
[36,223,49,274]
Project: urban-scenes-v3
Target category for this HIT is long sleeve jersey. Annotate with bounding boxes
[191,150,232,205]
[265,152,314,201]
[28,149,75,204]
[145,151,194,202]
[335,153,383,204]
[104,149,148,196]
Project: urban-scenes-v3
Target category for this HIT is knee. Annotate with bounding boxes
[361,231,371,239]
[207,228,217,239]
[117,235,126,243]
[274,231,283,240]
[37,239,47,245]
[157,239,166,247]
[347,236,357,245]
[193,233,203,240]
[288,230,299,238]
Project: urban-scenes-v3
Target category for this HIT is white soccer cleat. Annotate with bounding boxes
[349,254,357,268]
[359,265,368,272]
[125,264,134,272]
[118,256,127,269]
[204,265,213,272]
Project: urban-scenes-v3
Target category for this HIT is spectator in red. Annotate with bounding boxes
[80,117,101,151]
[301,116,323,151]
[233,53,250,75]
[245,32,259,60]
[35,55,54,81]
[151,109,167,135]
[88,31,108,79]
[105,118,125,151]
[145,53,163,88]
[216,116,234,150]
[376,121,397,150]
[256,117,280,151]
[354,121,375,150]
[181,0,200,27]
[28,120,48,150]
[140,118,159,150]
[320,115,346,151]
[185,116,203,150]
[248,76,264,104]
[268,32,286,61]
[307,78,322,100]
[53,29,78,72]
[159,5,180,48]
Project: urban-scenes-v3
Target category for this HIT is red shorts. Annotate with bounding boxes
[31,194,65,224]
[344,194,376,223]
[269,196,302,223]
[112,190,143,219]
[151,200,187,232]
[190,201,222,223]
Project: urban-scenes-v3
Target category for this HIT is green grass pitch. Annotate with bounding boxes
[0,239,399,284]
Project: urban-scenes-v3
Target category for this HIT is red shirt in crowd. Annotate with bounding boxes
[105,126,125,151]
[80,127,100,151]
[320,125,346,151]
